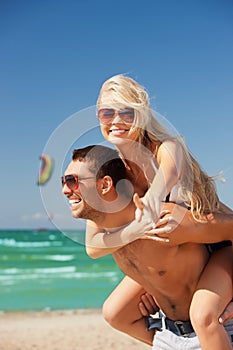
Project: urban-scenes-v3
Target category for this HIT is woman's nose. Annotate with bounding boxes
[111,112,122,123]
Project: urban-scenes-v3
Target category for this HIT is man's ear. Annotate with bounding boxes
[100,175,113,195]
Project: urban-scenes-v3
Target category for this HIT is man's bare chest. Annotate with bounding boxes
[113,240,178,278]
[113,240,208,290]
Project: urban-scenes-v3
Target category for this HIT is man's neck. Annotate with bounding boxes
[96,200,135,230]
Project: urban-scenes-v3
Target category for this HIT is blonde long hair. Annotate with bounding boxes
[97,74,219,221]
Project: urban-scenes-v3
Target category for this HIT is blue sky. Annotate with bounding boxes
[1,0,233,230]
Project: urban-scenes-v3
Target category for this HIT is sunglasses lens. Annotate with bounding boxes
[118,109,134,123]
[98,108,135,124]
[62,175,78,190]
[98,109,115,124]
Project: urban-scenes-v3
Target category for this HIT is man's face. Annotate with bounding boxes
[62,160,102,220]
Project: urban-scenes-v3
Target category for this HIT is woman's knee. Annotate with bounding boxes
[190,299,218,330]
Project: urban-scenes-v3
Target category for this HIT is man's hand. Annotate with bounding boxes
[138,292,159,317]
[219,301,233,324]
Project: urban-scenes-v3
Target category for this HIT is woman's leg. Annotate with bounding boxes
[102,275,157,345]
[190,247,233,350]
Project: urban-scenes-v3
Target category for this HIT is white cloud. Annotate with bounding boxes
[21,212,48,221]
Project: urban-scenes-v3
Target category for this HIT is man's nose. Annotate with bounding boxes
[62,183,71,195]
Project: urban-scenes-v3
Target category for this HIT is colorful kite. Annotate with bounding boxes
[37,154,54,185]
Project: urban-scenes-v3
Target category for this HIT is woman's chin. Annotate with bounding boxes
[108,135,130,146]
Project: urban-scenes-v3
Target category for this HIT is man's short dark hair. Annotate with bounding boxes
[72,145,131,194]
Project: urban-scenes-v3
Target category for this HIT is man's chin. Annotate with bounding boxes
[71,210,82,219]
[72,210,90,220]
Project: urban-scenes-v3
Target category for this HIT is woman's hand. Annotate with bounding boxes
[144,209,173,242]
[133,193,160,226]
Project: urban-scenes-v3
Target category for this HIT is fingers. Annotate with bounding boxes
[156,216,171,227]
[160,210,171,217]
[144,234,170,243]
[138,301,150,316]
[135,208,143,223]
[134,193,144,223]
[133,193,144,209]
[139,293,158,316]
[219,301,233,324]
[146,226,172,236]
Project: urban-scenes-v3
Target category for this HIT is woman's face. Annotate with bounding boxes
[97,92,138,147]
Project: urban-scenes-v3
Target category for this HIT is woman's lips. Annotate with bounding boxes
[109,128,128,136]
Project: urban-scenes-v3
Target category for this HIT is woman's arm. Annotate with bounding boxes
[85,220,119,258]
[147,202,233,245]
[85,214,155,259]
[135,139,183,223]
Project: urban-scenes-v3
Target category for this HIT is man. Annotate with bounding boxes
[62,145,233,349]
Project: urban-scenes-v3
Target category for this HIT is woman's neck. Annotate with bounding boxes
[117,141,154,163]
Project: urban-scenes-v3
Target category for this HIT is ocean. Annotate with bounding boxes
[0,229,124,311]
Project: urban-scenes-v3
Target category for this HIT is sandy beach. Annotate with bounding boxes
[0,309,150,350]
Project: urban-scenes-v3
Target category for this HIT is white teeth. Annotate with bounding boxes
[69,199,81,204]
[110,129,127,135]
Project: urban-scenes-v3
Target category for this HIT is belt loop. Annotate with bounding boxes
[159,310,166,330]
[174,320,186,335]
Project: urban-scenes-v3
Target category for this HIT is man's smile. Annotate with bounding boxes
[69,197,82,209]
